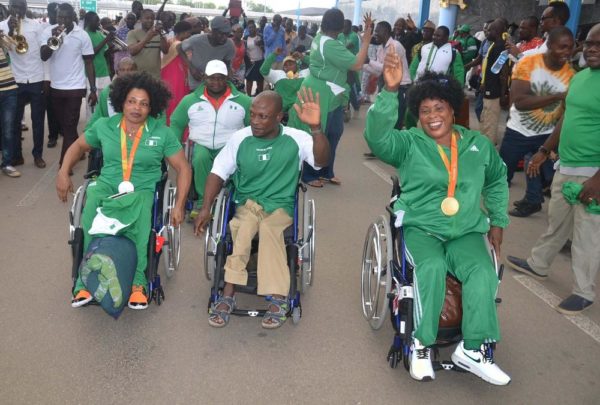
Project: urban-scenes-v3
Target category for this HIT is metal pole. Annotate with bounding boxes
[438,4,458,33]
[565,0,582,35]
[417,0,431,28]
[296,0,301,29]
[353,0,362,26]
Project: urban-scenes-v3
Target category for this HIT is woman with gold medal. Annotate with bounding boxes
[364,47,511,385]
[56,72,191,310]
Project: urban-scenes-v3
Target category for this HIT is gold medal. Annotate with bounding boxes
[441,197,460,216]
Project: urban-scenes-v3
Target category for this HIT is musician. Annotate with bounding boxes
[0,0,47,169]
[127,9,169,79]
[40,2,96,166]
[84,11,111,118]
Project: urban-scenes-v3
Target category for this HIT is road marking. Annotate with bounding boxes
[363,161,393,185]
[17,160,59,207]
[513,274,600,344]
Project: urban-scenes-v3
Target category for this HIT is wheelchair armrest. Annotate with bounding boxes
[83,170,100,179]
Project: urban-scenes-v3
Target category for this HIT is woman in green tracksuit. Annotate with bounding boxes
[364,48,511,385]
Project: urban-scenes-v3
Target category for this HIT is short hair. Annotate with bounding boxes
[437,25,450,38]
[173,20,192,35]
[376,21,392,35]
[547,26,574,44]
[524,16,539,28]
[321,8,344,33]
[255,90,283,114]
[109,72,171,118]
[407,72,465,118]
[117,57,137,71]
[58,3,74,15]
[548,1,570,25]
[141,9,154,17]
[83,11,97,28]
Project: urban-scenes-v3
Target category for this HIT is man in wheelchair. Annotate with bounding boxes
[194,89,329,328]
[363,48,510,384]
[56,72,191,310]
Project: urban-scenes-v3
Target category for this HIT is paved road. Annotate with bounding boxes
[1,103,598,404]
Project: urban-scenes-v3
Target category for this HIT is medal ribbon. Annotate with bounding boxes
[436,132,458,198]
[120,119,144,182]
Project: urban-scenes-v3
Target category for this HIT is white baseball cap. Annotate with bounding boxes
[205,60,228,77]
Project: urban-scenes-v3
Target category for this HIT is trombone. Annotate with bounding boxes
[47,24,66,50]
[100,28,128,51]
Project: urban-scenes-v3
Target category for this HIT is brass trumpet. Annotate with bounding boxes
[47,25,66,51]
[100,28,128,51]
[12,16,28,54]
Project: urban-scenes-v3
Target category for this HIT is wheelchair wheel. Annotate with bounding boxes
[291,306,301,324]
[361,215,393,330]
[162,179,181,278]
[203,187,228,281]
[69,180,91,285]
[301,195,316,291]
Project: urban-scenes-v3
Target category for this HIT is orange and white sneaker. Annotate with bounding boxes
[71,289,93,308]
[128,285,148,310]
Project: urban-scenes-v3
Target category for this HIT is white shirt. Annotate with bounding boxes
[0,17,45,83]
[416,42,454,79]
[363,37,411,85]
[41,24,94,90]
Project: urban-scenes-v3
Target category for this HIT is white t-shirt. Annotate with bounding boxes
[416,42,454,79]
[41,25,94,90]
[246,36,264,62]
[0,17,45,83]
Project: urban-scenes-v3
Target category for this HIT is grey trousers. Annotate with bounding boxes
[527,171,600,301]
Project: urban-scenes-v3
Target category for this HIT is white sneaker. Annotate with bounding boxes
[410,339,435,381]
[2,165,21,177]
[451,341,511,385]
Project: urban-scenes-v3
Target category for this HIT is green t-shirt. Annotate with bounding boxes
[211,125,317,216]
[337,31,360,56]
[559,68,600,168]
[85,114,182,192]
[87,30,109,78]
[308,33,357,87]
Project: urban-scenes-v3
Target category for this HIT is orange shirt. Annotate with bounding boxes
[204,87,232,111]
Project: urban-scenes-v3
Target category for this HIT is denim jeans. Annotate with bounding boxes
[15,81,46,159]
[475,91,484,122]
[523,153,554,204]
[0,89,18,167]
[302,106,344,182]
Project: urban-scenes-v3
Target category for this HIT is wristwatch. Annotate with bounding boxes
[89,86,97,93]
[538,145,550,156]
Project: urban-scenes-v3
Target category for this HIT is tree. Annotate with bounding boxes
[246,1,273,13]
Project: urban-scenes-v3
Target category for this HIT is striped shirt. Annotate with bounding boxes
[0,47,17,92]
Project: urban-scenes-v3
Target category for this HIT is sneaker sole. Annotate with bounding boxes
[506,259,548,281]
[128,302,148,310]
[555,304,592,315]
[451,352,511,386]
[71,296,93,308]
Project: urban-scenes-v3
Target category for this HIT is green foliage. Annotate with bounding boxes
[246,1,273,13]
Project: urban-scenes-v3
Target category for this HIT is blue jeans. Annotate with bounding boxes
[475,91,484,122]
[499,127,554,203]
[15,81,46,159]
[302,106,344,182]
[0,89,18,167]
[523,153,554,204]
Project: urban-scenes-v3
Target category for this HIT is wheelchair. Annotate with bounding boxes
[203,182,316,324]
[360,176,504,373]
[68,150,181,306]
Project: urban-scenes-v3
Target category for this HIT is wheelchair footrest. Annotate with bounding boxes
[231,308,268,317]
[433,360,467,372]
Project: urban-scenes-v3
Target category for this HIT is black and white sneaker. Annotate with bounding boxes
[410,339,435,381]
[451,341,511,386]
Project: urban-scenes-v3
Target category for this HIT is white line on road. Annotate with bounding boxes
[363,161,393,185]
[513,274,600,344]
[17,160,59,207]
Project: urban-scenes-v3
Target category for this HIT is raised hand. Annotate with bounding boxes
[362,12,374,39]
[293,87,321,129]
[383,45,403,91]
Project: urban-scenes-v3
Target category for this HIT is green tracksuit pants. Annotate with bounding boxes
[192,144,221,207]
[404,227,500,349]
[74,181,154,293]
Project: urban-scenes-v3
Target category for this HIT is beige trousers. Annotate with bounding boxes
[480,97,501,145]
[224,199,293,296]
[527,171,600,301]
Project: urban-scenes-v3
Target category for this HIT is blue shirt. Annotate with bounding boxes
[263,23,286,62]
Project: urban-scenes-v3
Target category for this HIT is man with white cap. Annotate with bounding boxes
[177,16,235,91]
[170,59,251,211]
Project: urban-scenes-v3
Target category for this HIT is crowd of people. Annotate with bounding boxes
[1,0,598,387]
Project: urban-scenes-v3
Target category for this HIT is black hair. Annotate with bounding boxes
[58,3,74,15]
[407,72,464,118]
[47,2,59,16]
[141,9,154,17]
[547,26,574,44]
[437,25,450,38]
[548,1,570,25]
[83,11,98,28]
[524,15,539,27]
[321,8,344,33]
[109,72,171,118]
[179,12,189,22]
[173,20,192,35]
[376,21,392,36]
